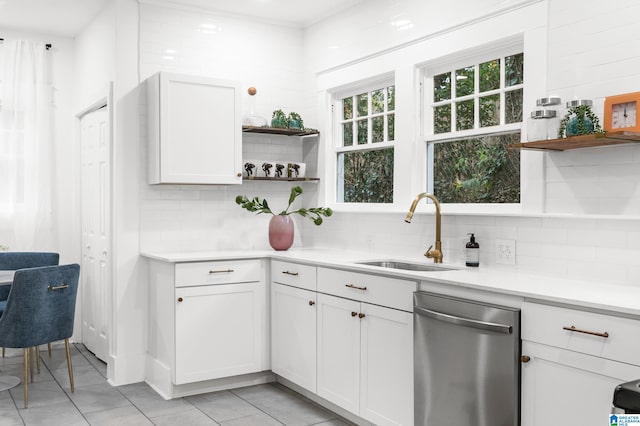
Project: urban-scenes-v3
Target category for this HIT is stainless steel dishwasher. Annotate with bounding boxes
[414,291,521,425]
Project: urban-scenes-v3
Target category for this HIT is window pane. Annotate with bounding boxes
[387,86,395,111]
[456,100,474,131]
[372,89,384,114]
[372,116,384,143]
[433,133,521,203]
[343,97,353,120]
[455,66,474,97]
[480,94,500,127]
[357,93,368,116]
[357,119,368,144]
[387,113,395,141]
[505,53,524,87]
[433,72,451,102]
[505,88,523,124]
[338,148,394,203]
[479,59,500,92]
[434,104,451,134]
[343,122,353,146]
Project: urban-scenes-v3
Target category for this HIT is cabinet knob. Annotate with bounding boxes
[177,297,183,302]
[351,311,358,317]
[309,301,315,306]
[237,172,242,177]
[521,355,531,363]
[358,313,365,319]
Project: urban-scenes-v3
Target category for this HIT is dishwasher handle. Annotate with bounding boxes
[414,306,513,335]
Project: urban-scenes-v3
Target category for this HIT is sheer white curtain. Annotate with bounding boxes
[0,40,57,251]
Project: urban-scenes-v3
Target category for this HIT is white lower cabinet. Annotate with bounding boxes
[521,301,640,426]
[271,283,317,393]
[147,259,269,398]
[317,293,414,426]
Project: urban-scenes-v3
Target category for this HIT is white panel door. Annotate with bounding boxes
[174,282,263,384]
[271,283,317,393]
[317,293,361,414]
[359,303,413,426]
[521,341,640,426]
[80,106,111,363]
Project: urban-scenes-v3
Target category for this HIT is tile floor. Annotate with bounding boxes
[0,344,352,426]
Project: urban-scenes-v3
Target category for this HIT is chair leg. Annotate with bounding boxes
[36,346,41,374]
[2,347,4,358]
[29,348,34,383]
[65,339,74,393]
[47,342,52,358]
[23,348,29,408]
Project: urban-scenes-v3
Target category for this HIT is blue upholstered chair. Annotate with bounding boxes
[0,264,80,408]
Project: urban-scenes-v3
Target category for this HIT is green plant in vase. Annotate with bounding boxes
[558,104,604,138]
[271,109,288,129]
[235,186,333,250]
[288,112,304,130]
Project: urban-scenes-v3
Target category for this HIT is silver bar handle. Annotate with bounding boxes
[209,269,234,274]
[48,284,69,291]
[414,306,513,334]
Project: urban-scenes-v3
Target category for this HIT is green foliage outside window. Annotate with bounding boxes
[433,133,520,203]
[339,149,394,203]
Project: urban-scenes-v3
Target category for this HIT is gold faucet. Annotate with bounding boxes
[405,193,443,263]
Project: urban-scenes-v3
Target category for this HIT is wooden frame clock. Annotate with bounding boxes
[604,91,640,132]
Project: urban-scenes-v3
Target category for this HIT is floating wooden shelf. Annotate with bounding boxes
[508,131,640,151]
[242,126,320,137]
[242,177,320,182]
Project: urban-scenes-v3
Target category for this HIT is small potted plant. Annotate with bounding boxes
[558,102,603,138]
[235,186,332,250]
[271,109,288,129]
[288,112,304,130]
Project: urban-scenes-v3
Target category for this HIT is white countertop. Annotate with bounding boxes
[140,248,640,317]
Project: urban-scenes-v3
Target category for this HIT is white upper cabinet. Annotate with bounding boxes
[147,72,242,184]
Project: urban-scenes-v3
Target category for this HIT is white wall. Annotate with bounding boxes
[301,0,640,285]
[136,1,317,253]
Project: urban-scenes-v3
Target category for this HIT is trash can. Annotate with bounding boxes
[613,379,640,414]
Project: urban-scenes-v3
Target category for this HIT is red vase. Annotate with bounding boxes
[269,215,294,250]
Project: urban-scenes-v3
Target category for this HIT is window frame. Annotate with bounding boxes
[422,43,525,213]
[331,77,398,209]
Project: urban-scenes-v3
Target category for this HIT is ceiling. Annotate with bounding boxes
[0,0,364,38]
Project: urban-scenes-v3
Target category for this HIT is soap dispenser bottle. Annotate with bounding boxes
[465,233,479,267]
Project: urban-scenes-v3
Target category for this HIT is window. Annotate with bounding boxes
[426,49,523,204]
[336,82,395,204]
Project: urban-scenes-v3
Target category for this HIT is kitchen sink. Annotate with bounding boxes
[355,260,457,272]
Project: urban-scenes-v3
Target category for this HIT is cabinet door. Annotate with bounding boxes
[360,303,413,426]
[174,282,263,384]
[317,293,361,414]
[271,283,317,392]
[148,72,242,185]
[521,341,640,426]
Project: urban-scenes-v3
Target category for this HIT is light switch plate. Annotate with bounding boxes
[495,239,516,265]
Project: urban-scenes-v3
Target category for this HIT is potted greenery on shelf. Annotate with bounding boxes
[235,186,332,250]
[558,102,603,138]
[271,109,288,129]
[288,112,304,130]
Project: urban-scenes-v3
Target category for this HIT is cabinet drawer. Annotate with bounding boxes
[522,301,640,365]
[175,259,262,287]
[317,268,416,312]
[271,260,317,290]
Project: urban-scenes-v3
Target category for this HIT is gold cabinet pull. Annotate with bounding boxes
[562,325,609,338]
[351,311,358,317]
[209,269,234,274]
[48,284,69,291]
[309,300,315,306]
[521,355,531,363]
[345,284,367,291]
[237,172,242,177]
[282,271,299,276]
[177,297,183,302]
[358,313,365,319]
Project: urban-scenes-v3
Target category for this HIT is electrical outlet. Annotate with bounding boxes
[495,239,516,265]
